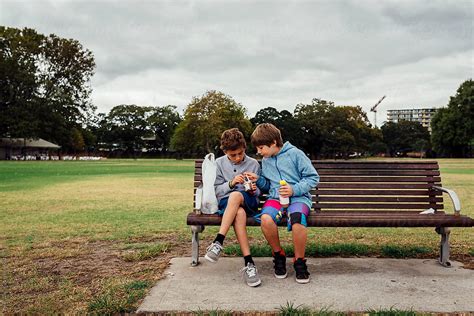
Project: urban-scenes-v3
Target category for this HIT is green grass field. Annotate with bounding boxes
[1,158,473,313]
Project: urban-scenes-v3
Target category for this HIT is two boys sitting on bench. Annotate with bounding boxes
[205,124,320,287]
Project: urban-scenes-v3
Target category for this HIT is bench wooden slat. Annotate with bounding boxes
[314,203,444,209]
[315,210,447,215]
[314,176,440,183]
[317,183,440,189]
[187,212,474,227]
[193,197,444,210]
[313,163,440,170]
[194,174,442,183]
[313,161,438,164]
[194,181,442,189]
[193,168,441,177]
[317,170,441,176]
[192,190,443,199]
[194,161,440,169]
[316,196,443,203]
[314,189,441,196]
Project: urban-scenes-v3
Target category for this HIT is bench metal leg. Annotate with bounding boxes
[435,227,451,267]
[191,225,205,267]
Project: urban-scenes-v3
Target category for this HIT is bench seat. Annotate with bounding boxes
[187,211,474,227]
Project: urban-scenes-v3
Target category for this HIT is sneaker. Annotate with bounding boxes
[240,262,261,287]
[294,258,310,284]
[273,251,287,279]
[205,242,223,263]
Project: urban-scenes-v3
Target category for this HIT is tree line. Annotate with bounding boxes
[1,27,473,158]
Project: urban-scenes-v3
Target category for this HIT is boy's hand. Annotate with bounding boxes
[279,184,293,197]
[247,182,258,195]
[243,172,259,182]
[231,174,245,187]
[250,182,257,191]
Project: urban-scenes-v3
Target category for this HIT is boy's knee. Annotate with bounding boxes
[228,191,243,202]
[261,214,275,226]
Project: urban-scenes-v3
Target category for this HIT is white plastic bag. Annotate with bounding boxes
[200,153,219,214]
[420,208,436,215]
[194,185,203,210]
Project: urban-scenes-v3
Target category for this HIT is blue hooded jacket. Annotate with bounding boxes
[256,142,320,208]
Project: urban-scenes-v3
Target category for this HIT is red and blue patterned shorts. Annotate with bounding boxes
[257,199,310,231]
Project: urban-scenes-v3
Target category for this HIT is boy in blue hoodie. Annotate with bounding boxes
[245,123,319,284]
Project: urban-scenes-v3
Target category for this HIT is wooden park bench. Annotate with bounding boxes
[187,160,474,267]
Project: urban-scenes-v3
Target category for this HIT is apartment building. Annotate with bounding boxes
[386,108,438,132]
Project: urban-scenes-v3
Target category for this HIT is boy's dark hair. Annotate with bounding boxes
[220,128,247,151]
[251,123,284,147]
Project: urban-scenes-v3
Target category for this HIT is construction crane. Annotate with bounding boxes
[370,95,386,128]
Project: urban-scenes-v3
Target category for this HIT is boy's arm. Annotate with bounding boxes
[214,164,232,198]
[291,152,320,197]
[249,161,262,196]
[255,165,270,193]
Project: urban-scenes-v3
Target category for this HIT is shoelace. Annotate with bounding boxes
[241,264,257,278]
[208,243,222,255]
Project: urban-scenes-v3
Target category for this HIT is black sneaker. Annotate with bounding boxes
[272,251,287,279]
[294,258,310,284]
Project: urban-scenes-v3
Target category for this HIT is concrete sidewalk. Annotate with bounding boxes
[138,257,474,313]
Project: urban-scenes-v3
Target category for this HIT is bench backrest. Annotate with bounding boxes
[194,160,443,213]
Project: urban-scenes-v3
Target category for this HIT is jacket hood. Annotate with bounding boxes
[276,141,295,156]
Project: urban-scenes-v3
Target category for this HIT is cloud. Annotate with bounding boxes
[1,0,472,124]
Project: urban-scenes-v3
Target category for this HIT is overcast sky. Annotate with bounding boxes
[1,0,472,126]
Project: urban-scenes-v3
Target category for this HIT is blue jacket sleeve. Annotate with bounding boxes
[256,166,270,193]
[291,151,320,197]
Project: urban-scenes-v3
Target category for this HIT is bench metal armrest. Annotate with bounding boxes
[432,186,461,215]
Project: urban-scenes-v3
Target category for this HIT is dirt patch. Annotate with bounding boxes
[3,236,192,313]
[452,254,474,270]
[33,238,190,288]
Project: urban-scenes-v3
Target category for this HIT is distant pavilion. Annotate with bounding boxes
[0,138,61,160]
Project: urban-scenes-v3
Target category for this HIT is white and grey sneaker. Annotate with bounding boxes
[240,262,262,287]
[205,242,223,263]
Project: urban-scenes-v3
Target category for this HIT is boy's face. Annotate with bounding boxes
[256,142,279,158]
[224,147,246,164]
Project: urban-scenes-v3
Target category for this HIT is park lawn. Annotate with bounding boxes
[0,158,473,313]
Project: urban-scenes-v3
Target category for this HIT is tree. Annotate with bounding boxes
[171,91,252,155]
[328,106,377,158]
[294,99,333,158]
[251,107,282,125]
[147,105,181,153]
[102,105,150,156]
[70,128,85,154]
[80,126,97,154]
[0,26,96,150]
[431,79,473,157]
[294,99,376,158]
[381,121,431,157]
[251,107,303,147]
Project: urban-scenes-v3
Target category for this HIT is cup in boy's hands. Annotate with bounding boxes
[243,175,253,191]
